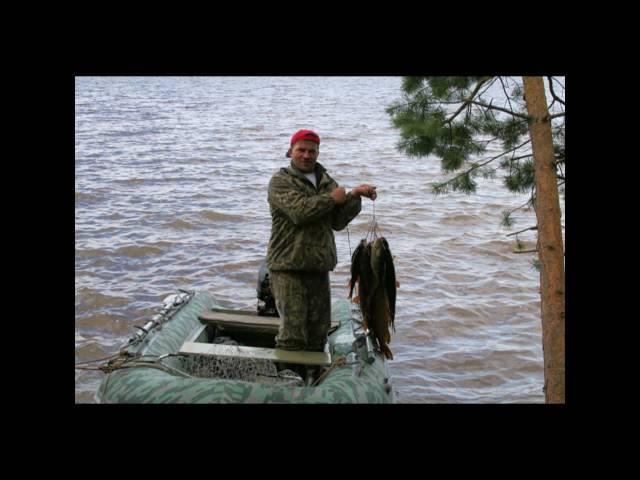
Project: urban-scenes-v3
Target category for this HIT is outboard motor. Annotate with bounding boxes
[257,261,279,317]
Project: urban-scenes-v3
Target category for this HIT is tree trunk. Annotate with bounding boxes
[523,76,565,404]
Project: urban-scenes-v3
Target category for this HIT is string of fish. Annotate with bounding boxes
[347,192,397,361]
[347,198,383,369]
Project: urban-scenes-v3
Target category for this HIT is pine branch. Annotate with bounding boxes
[551,77,565,92]
[507,226,538,237]
[395,78,482,112]
[476,136,501,148]
[440,98,529,120]
[499,76,516,115]
[476,77,500,100]
[470,100,529,120]
[445,77,493,124]
[516,248,565,256]
[504,154,533,163]
[505,197,535,217]
[547,77,566,106]
[435,139,532,190]
[548,112,565,120]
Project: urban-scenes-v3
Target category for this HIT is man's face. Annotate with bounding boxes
[290,140,319,173]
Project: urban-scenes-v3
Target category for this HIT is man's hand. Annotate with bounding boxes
[351,184,377,201]
[330,187,347,205]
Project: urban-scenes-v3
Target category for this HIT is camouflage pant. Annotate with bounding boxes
[270,270,331,352]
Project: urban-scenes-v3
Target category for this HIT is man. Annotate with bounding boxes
[267,129,377,356]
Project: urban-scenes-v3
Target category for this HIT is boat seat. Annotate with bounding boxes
[179,341,332,366]
[198,309,339,334]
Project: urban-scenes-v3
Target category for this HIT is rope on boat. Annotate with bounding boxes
[75,352,185,374]
[75,290,195,373]
[113,360,194,378]
[311,355,347,386]
[74,352,123,367]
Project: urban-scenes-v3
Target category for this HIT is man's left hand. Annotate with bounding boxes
[352,184,377,200]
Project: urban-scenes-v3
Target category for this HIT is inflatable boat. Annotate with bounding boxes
[95,289,395,403]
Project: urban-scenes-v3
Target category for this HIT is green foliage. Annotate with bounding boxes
[530,258,541,272]
[427,76,484,99]
[511,84,524,103]
[399,136,438,157]
[401,76,429,94]
[453,172,477,194]
[501,211,515,228]
[502,118,530,150]
[478,166,497,180]
[439,144,469,171]
[432,171,477,195]
[554,144,565,166]
[431,181,450,196]
[503,158,535,193]
[387,76,565,198]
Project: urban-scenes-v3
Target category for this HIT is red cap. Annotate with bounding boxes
[290,129,320,146]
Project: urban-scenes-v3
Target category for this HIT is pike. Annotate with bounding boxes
[348,239,367,301]
[348,236,397,360]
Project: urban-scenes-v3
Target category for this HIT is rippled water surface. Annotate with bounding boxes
[75,76,559,403]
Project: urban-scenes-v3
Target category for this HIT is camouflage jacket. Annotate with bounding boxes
[267,161,361,272]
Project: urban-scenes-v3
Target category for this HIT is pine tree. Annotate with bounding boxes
[387,76,565,403]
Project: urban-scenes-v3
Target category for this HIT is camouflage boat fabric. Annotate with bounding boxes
[96,291,394,403]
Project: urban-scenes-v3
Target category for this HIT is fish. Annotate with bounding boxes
[348,236,397,359]
[355,242,374,331]
[369,237,396,359]
[348,239,367,301]
[381,238,396,332]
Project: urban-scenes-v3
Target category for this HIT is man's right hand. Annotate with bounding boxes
[330,187,347,205]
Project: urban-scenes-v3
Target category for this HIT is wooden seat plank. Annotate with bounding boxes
[198,309,339,333]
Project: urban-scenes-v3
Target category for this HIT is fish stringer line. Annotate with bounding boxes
[366,199,382,242]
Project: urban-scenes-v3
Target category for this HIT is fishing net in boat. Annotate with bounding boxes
[181,356,305,385]
[182,354,279,381]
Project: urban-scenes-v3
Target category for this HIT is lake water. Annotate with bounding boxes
[75,76,563,403]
